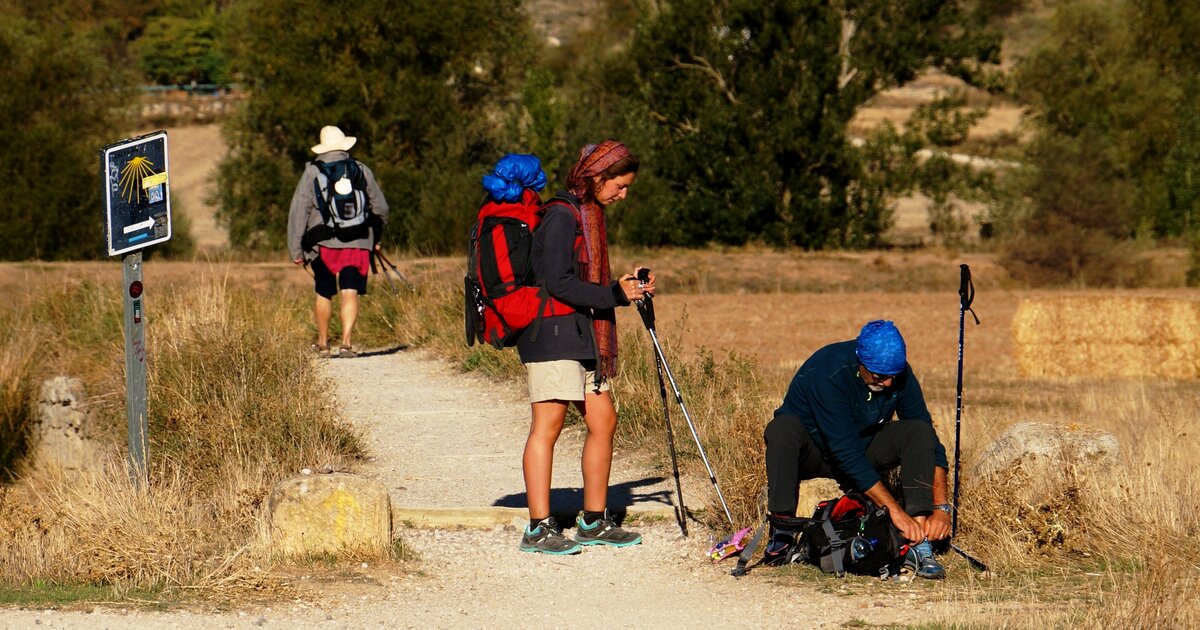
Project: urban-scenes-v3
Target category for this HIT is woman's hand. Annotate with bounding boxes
[634,267,656,297]
[618,274,645,302]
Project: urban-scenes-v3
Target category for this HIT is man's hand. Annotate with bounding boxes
[890,509,925,543]
[865,481,925,543]
[924,509,952,541]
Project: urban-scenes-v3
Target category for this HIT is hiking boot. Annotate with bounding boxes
[904,540,946,579]
[761,529,797,566]
[519,517,581,555]
[573,510,642,547]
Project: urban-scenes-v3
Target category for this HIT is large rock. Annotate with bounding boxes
[969,421,1120,482]
[33,377,101,474]
[796,478,843,515]
[267,473,392,557]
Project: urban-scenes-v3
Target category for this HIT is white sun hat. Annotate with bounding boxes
[311,125,357,154]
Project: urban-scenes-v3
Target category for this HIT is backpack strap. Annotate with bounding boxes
[730,518,769,577]
[819,518,848,576]
[731,513,813,577]
[311,160,333,222]
[526,197,585,344]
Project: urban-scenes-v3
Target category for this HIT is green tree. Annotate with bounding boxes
[1004,0,1200,286]
[0,7,134,260]
[215,0,535,254]
[134,9,229,85]
[582,0,998,248]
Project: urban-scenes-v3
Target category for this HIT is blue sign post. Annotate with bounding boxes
[100,131,171,487]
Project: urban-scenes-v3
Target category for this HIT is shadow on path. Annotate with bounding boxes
[492,476,673,523]
[335,344,409,358]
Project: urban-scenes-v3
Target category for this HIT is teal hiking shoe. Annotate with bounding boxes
[519,517,582,555]
[574,509,642,547]
[904,540,946,579]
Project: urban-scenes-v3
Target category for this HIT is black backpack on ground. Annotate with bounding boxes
[732,492,908,579]
[795,493,909,578]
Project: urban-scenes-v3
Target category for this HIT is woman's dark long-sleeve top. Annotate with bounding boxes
[516,194,629,364]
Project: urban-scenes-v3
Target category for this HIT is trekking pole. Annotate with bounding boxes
[635,280,689,536]
[950,263,988,572]
[375,249,415,292]
[635,270,736,528]
[372,250,399,295]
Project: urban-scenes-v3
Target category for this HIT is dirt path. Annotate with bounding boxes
[1,350,945,629]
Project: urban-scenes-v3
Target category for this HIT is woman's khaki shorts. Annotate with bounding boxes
[524,360,610,403]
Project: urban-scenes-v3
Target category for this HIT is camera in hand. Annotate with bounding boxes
[637,268,651,283]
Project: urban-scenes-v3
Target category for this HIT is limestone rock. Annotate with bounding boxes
[969,421,1120,481]
[797,478,843,514]
[267,473,392,557]
[33,376,101,474]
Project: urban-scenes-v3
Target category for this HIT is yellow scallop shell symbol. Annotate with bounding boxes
[119,156,157,204]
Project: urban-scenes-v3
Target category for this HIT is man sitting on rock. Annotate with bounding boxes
[763,320,952,578]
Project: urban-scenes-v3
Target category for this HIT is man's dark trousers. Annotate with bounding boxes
[764,414,939,516]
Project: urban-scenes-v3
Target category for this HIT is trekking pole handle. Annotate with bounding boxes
[959,264,980,325]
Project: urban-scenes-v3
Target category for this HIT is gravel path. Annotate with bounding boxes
[1,350,943,629]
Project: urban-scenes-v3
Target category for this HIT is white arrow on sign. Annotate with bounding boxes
[123,218,155,234]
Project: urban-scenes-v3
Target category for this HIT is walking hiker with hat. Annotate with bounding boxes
[762,320,952,578]
[287,125,389,358]
[516,140,657,555]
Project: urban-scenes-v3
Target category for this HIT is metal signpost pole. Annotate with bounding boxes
[123,252,148,486]
[102,130,171,489]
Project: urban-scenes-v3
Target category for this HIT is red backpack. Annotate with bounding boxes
[464,190,582,348]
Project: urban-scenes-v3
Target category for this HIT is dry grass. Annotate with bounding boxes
[0,317,40,479]
[0,265,368,594]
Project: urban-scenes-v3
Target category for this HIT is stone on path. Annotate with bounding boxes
[267,472,392,557]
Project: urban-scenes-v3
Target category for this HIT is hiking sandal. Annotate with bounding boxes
[311,343,331,359]
[337,345,357,359]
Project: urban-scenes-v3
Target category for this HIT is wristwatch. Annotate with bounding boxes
[934,503,954,515]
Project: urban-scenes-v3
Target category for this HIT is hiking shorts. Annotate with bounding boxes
[312,248,368,298]
[524,360,609,403]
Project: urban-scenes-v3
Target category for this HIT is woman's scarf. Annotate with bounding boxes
[564,140,632,380]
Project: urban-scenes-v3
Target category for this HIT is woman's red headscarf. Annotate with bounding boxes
[565,140,634,380]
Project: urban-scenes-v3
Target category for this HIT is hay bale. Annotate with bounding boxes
[1013,296,1200,379]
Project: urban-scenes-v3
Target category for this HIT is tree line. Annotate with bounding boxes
[2,0,1197,286]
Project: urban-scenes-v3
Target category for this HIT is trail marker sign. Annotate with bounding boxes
[101,131,171,256]
[100,130,171,487]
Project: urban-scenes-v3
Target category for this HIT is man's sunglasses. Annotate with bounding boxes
[868,370,900,381]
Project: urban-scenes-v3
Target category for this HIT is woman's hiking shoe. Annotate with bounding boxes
[519,517,581,555]
[904,540,946,579]
[573,510,642,547]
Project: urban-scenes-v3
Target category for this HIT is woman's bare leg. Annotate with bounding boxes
[523,400,568,519]
[576,391,617,512]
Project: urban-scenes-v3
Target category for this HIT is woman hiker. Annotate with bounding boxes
[517,140,656,554]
